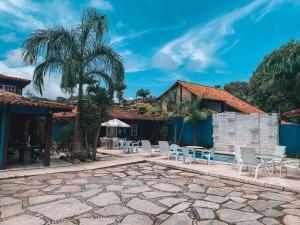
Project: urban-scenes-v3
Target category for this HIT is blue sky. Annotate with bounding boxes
[0,0,300,99]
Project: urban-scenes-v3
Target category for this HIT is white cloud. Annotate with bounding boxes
[90,0,113,11]
[255,0,298,22]
[3,48,24,67]
[109,22,186,47]
[120,50,149,73]
[116,21,125,28]
[152,0,271,72]
[158,72,187,82]
[152,52,178,71]
[0,0,45,29]
[0,61,33,80]
[0,32,17,42]
[0,0,79,30]
[0,47,69,99]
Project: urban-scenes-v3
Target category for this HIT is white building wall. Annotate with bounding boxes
[212,112,279,154]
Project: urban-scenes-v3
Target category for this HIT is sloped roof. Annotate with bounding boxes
[0,74,31,86]
[283,108,300,118]
[0,90,72,111]
[52,105,77,119]
[159,81,264,114]
[108,106,164,121]
[53,105,164,121]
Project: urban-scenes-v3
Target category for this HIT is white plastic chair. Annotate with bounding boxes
[169,144,183,161]
[181,147,195,164]
[123,141,133,153]
[233,144,246,169]
[141,140,160,156]
[132,140,140,153]
[119,139,125,151]
[239,147,264,179]
[158,141,170,156]
[202,148,215,165]
[272,145,287,176]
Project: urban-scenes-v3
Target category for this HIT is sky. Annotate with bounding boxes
[0,0,300,100]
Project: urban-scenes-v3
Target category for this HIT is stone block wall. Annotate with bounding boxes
[212,112,279,154]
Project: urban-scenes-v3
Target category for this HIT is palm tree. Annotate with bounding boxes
[136,89,150,101]
[179,97,213,145]
[22,7,124,158]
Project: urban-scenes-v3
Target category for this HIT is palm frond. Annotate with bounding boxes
[80,7,107,50]
[32,58,64,95]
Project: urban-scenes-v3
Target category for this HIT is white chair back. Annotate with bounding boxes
[158,141,170,155]
[234,144,246,162]
[240,147,257,166]
[141,140,151,153]
[125,141,131,147]
[170,144,178,152]
[208,148,215,157]
[119,139,125,148]
[181,147,190,157]
[274,145,286,157]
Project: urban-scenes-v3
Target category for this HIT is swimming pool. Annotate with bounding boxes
[194,152,234,164]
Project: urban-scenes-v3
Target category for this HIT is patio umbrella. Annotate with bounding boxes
[101,119,130,128]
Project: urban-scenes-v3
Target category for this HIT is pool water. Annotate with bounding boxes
[194,152,234,164]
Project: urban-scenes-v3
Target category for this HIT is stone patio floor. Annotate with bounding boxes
[1,162,300,225]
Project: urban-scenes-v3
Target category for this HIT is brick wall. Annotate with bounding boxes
[213,112,279,154]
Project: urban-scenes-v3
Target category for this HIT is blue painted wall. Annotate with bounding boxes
[168,117,213,148]
[52,120,71,141]
[280,124,300,158]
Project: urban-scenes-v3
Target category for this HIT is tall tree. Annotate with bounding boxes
[22,7,124,158]
[250,40,300,112]
[179,97,213,145]
[84,84,112,160]
[136,89,150,101]
[115,81,126,105]
[224,81,252,104]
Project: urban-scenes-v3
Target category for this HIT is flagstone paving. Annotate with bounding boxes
[0,162,300,225]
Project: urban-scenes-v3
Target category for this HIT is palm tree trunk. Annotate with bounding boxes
[93,125,101,160]
[92,105,102,161]
[72,75,83,159]
[72,114,83,159]
[193,121,197,146]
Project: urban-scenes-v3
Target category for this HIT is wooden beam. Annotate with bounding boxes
[44,113,52,167]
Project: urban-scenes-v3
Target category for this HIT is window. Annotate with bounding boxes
[1,85,17,93]
[106,127,117,137]
[131,125,138,137]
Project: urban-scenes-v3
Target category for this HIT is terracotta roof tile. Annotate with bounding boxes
[283,108,300,118]
[177,81,264,114]
[0,90,72,111]
[0,74,31,85]
[54,106,164,121]
[107,106,164,121]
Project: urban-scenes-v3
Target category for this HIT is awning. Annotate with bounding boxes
[101,119,130,128]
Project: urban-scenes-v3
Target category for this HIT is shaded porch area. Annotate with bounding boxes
[0,90,72,169]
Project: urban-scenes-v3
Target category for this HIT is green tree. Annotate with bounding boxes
[83,84,112,160]
[136,89,151,101]
[178,97,213,145]
[22,7,124,158]
[115,81,126,105]
[224,81,252,103]
[250,40,300,112]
